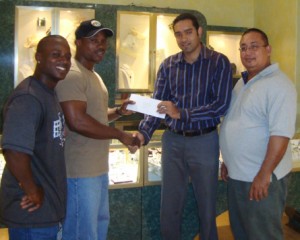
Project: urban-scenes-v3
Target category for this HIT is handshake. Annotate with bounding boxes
[120,131,145,154]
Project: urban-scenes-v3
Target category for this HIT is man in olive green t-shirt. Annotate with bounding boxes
[55,19,140,240]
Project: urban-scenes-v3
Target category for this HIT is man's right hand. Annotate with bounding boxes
[3,150,45,212]
[119,131,141,148]
[220,162,229,182]
[128,132,145,154]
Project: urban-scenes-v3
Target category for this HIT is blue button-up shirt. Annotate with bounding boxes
[139,44,232,144]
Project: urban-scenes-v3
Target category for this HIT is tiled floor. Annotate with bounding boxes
[195,211,300,240]
[1,211,299,240]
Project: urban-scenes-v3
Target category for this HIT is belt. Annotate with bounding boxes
[167,126,217,137]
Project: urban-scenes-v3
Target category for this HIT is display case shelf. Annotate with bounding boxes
[109,139,143,189]
[108,130,163,188]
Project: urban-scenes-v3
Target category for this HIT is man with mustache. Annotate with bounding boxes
[220,28,297,240]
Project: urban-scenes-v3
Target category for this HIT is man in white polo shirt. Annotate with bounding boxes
[220,28,297,240]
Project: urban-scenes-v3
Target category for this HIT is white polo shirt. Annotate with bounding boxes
[220,63,297,182]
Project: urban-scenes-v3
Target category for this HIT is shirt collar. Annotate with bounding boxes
[241,63,278,84]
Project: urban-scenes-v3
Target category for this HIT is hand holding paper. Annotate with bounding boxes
[126,94,166,119]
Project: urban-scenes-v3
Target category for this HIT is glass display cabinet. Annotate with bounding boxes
[14,6,95,86]
[108,138,143,189]
[116,11,180,92]
[108,130,163,188]
[143,130,163,185]
[206,31,244,78]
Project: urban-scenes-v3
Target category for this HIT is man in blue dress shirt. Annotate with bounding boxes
[133,13,232,240]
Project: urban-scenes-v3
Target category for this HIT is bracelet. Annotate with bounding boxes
[116,107,124,116]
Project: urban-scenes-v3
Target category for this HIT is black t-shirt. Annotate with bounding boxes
[0,76,67,227]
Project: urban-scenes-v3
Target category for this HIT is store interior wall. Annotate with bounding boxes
[34,0,255,27]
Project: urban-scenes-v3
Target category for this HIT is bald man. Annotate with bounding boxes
[0,35,71,240]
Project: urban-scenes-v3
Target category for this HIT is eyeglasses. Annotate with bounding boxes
[239,44,267,53]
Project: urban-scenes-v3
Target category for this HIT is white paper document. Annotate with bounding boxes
[126,94,166,119]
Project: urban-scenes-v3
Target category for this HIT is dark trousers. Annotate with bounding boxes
[160,129,219,240]
[228,174,289,240]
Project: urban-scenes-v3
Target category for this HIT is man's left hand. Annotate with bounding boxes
[249,172,271,201]
[157,101,180,119]
[118,99,136,116]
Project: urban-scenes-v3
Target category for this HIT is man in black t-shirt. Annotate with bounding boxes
[0,35,71,240]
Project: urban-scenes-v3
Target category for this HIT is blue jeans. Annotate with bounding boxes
[62,174,110,240]
[228,174,289,240]
[160,129,219,240]
[9,225,59,240]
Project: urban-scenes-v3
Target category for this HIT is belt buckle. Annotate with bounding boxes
[182,131,194,137]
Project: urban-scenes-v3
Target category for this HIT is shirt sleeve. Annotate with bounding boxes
[2,95,42,155]
[55,71,87,102]
[268,79,297,138]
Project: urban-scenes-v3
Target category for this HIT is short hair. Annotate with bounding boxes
[242,28,269,46]
[36,35,67,53]
[172,13,200,32]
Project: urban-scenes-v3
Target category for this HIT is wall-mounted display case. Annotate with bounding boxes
[206,31,244,78]
[116,11,180,92]
[15,6,95,86]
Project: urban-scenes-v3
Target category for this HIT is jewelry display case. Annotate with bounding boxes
[14,6,95,86]
[143,130,163,185]
[116,11,180,92]
[206,31,244,78]
[109,138,143,189]
[108,130,163,188]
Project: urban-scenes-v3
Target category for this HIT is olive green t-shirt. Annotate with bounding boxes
[56,59,110,178]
